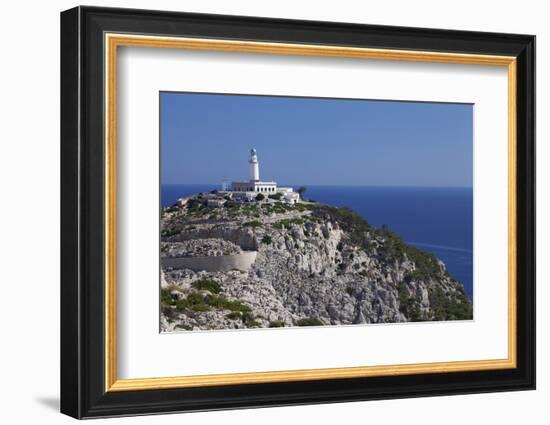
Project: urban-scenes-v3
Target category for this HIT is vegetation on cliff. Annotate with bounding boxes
[311,204,471,321]
[160,194,472,331]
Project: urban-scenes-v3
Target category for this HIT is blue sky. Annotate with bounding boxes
[160,92,472,187]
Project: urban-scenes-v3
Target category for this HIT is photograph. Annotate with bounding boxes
[159,92,473,332]
[58,5,536,418]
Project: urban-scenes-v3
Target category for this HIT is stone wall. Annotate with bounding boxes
[161,251,257,272]
[170,227,258,251]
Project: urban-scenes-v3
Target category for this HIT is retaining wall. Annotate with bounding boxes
[161,251,257,272]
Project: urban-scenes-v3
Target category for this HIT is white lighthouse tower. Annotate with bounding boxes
[249,148,260,181]
[232,148,298,201]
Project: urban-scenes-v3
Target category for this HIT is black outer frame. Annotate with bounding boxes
[60,6,535,419]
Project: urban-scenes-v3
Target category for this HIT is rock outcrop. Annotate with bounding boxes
[160,195,472,332]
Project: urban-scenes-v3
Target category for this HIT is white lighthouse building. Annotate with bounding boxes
[231,149,277,194]
[249,148,260,181]
[231,149,299,203]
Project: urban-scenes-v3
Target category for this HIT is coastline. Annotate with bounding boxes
[161,184,473,299]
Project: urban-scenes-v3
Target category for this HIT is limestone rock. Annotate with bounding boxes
[159,195,473,331]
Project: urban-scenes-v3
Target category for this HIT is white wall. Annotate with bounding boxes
[0,0,545,423]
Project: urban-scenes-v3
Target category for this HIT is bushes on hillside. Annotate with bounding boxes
[296,318,324,326]
[191,278,222,294]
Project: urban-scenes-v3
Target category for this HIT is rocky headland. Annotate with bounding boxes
[160,192,472,332]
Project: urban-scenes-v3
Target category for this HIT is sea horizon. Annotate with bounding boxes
[162,183,473,189]
[161,183,473,300]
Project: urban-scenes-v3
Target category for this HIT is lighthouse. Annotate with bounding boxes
[249,148,260,181]
[231,148,298,203]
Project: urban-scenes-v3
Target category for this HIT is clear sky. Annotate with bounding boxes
[160,92,472,187]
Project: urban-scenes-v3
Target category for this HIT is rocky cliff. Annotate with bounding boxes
[160,194,472,332]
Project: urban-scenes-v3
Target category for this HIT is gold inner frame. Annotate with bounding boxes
[104,33,517,392]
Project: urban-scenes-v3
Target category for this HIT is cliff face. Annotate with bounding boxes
[160,196,472,332]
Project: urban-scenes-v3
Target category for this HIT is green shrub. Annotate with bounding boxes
[261,235,272,244]
[269,321,285,328]
[256,193,265,201]
[203,294,251,313]
[225,311,260,326]
[169,290,253,316]
[273,218,305,230]
[293,203,314,212]
[180,292,209,312]
[160,287,176,306]
[243,220,262,228]
[191,278,222,294]
[268,193,282,200]
[296,318,324,326]
[161,227,181,238]
[190,303,211,312]
[165,204,179,213]
[175,324,193,331]
[313,205,370,247]
[225,201,240,210]
[397,282,423,322]
[226,312,242,320]
[376,226,441,281]
[241,312,261,327]
[429,286,472,321]
[187,198,203,211]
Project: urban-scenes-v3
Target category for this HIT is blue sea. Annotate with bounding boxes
[161,184,473,300]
